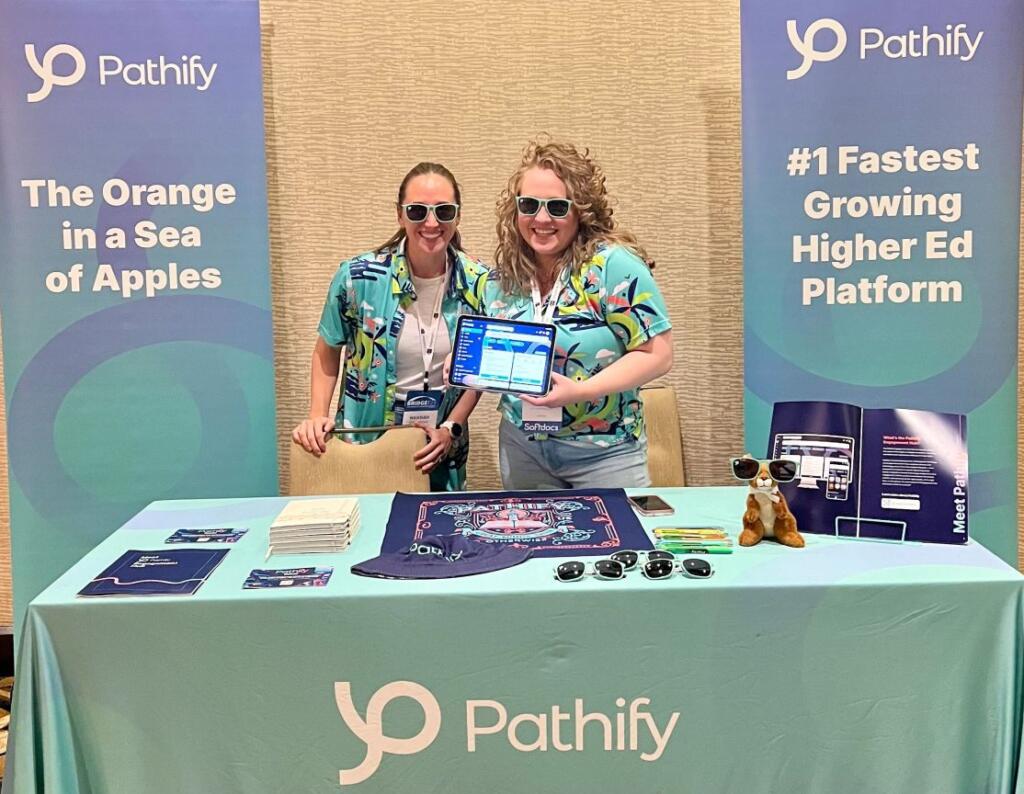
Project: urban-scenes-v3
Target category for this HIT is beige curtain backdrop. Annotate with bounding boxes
[0,0,1021,622]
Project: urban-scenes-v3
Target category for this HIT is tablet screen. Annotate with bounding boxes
[449,316,555,395]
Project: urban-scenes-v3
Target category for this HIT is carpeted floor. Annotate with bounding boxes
[0,676,12,780]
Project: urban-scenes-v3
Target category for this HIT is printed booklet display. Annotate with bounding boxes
[768,401,968,544]
[448,316,556,396]
[78,549,228,597]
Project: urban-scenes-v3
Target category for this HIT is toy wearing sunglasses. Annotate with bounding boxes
[731,454,805,548]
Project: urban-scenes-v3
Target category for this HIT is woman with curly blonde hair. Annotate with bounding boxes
[479,140,673,489]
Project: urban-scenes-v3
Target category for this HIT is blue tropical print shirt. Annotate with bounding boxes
[317,242,488,490]
[481,244,672,446]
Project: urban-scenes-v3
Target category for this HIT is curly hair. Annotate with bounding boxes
[493,139,651,295]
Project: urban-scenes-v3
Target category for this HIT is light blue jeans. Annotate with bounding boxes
[498,419,651,490]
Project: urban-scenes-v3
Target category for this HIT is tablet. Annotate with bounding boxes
[449,315,556,396]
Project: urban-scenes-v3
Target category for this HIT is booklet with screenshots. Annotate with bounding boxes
[768,401,968,544]
[78,549,228,597]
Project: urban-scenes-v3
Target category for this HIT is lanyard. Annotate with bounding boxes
[530,268,567,324]
[407,266,449,391]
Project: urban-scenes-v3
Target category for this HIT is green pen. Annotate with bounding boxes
[658,544,734,555]
[657,538,732,548]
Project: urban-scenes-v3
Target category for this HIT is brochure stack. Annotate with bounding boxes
[268,498,361,556]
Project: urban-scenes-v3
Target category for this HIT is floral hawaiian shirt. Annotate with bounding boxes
[317,242,488,490]
[481,244,672,446]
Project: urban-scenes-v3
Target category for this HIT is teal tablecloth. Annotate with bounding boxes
[8,487,1024,793]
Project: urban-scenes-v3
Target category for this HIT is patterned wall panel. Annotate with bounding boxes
[259,0,745,495]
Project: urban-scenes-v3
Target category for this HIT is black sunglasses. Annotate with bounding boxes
[553,558,625,583]
[730,457,798,483]
[402,202,459,223]
[609,549,675,571]
[610,549,680,581]
[516,195,572,218]
[642,554,716,581]
[557,551,714,582]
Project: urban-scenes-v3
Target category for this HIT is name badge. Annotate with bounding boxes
[521,402,562,434]
[399,389,444,428]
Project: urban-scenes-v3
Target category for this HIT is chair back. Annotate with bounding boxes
[640,385,686,487]
[289,428,429,495]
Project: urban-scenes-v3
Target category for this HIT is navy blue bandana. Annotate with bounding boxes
[381,488,653,559]
[351,534,533,579]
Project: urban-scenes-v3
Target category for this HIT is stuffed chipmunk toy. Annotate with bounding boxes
[731,454,805,548]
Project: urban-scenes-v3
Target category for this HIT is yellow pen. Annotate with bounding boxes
[655,527,728,538]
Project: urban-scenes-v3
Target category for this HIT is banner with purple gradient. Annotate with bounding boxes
[741,1,1023,562]
[0,0,277,628]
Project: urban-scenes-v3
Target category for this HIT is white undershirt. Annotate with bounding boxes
[395,272,451,398]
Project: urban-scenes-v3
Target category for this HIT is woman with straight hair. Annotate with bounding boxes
[293,162,487,491]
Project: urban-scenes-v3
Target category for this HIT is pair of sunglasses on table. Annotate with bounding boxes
[730,457,798,482]
[554,550,714,582]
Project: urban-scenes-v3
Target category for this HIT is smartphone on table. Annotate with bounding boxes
[627,494,674,516]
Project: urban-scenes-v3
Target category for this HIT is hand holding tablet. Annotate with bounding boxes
[448,316,556,396]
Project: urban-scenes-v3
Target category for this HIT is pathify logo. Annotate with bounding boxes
[23,42,217,102]
[786,19,847,80]
[25,43,86,102]
[334,680,680,786]
[334,681,441,786]
[786,18,984,80]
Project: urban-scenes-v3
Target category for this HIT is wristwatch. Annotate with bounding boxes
[440,420,463,438]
